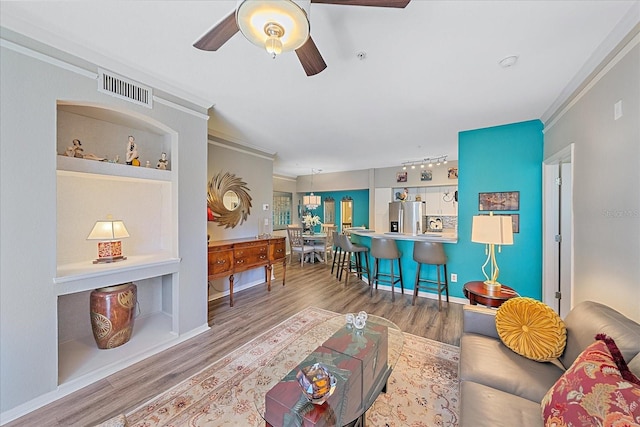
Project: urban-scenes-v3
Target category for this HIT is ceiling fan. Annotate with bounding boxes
[193,0,411,77]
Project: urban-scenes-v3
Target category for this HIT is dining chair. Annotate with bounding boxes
[286,226,315,267]
[314,225,336,263]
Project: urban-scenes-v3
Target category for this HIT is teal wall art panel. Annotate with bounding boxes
[304,189,369,232]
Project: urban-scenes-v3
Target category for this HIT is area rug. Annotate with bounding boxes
[125,307,460,427]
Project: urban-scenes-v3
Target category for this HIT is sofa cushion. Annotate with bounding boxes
[495,297,566,362]
[460,333,565,403]
[560,301,640,372]
[460,381,543,427]
[541,339,640,426]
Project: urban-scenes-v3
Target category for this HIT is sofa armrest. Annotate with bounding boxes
[463,305,500,339]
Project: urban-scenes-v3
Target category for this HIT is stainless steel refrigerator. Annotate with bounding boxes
[389,201,426,235]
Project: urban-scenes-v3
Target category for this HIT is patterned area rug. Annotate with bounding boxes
[126,307,460,427]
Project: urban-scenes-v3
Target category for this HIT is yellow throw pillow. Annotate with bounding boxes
[495,297,566,362]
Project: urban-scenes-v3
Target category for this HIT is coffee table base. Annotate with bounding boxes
[265,367,391,427]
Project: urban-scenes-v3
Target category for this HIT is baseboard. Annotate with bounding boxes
[0,323,210,426]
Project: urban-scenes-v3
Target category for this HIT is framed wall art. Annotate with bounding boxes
[478,191,519,211]
[396,171,408,183]
[421,170,433,181]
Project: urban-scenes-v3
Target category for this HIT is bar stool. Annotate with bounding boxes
[338,235,370,286]
[371,238,404,301]
[331,231,343,278]
[413,241,449,310]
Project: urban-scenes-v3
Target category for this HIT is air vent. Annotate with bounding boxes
[98,69,152,108]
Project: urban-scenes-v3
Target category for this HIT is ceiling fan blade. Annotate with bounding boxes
[193,10,239,51]
[311,0,410,8]
[295,36,327,76]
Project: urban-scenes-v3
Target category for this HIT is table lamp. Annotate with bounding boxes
[471,212,513,291]
[87,217,130,264]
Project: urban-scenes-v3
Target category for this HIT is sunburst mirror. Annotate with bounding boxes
[207,171,252,228]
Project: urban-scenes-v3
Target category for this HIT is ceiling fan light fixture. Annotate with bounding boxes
[264,23,284,58]
[236,0,310,55]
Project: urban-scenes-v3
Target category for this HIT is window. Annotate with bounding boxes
[273,192,292,230]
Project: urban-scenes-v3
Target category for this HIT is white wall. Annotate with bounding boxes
[0,33,209,415]
[544,36,640,321]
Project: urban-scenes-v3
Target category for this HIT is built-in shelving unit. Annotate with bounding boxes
[57,155,171,182]
[55,254,180,295]
[58,311,175,387]
[56,101,180,387]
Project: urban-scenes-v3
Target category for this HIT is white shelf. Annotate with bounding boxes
[55,254,180,295]
[58,311,176,385]
[57,155,171,182]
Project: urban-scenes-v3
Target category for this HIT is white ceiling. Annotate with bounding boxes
[1,1,638,177]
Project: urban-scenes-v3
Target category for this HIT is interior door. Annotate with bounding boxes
[543,145,573,317]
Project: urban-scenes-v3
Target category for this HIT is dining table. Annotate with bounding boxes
[302,232,328,263]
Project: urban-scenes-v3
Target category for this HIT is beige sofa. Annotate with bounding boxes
[458,300,640,426]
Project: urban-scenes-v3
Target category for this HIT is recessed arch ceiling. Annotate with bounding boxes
[1,0,637,177]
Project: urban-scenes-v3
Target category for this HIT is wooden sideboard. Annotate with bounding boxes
[208,236,286,306]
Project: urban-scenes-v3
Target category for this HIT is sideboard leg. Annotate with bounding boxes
[282,260,286,286]
[266,265,272,292]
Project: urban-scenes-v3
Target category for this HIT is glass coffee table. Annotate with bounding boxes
[253,314,404,427]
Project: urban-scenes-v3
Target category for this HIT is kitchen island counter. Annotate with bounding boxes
[349,229,458,244]
[347,229,460,303]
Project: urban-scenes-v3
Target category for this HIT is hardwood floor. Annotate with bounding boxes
[7,261,463,427]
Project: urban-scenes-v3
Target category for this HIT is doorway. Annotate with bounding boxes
[542,144,574,317]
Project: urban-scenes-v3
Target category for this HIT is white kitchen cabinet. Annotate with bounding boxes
[422,187,458,215]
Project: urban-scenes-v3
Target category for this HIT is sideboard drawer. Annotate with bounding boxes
[234,243,268,269]
[208,248,233,276]
[269,239,286,261]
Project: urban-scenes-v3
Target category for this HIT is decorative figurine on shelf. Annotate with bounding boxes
[156,152,168,170]
[125,135,140,166]
[65,139,84,158]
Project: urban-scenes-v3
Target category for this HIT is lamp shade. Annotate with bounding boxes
[236,0,310,53]
[471,215,513,245]
[303,194,321,209]
[87,220,130,240]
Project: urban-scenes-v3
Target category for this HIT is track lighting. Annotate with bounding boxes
[401,155,448,171]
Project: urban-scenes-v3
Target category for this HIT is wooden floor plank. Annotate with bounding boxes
[6,261,463,427]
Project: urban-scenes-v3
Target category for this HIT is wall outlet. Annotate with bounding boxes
[451,273,458,283]
[263,203,269,211]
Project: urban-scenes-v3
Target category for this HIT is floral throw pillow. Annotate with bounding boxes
[541,339,640,426]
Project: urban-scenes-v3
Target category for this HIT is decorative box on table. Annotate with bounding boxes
[265,346,359,427]
[321,324,389,405]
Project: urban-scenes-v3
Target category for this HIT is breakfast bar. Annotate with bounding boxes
[347,229,458,301]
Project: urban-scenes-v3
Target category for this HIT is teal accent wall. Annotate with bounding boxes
[454,120,544,299]
[308,189,369,232]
